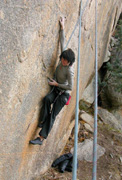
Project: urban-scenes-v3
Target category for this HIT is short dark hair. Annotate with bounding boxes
[60,48,75,66]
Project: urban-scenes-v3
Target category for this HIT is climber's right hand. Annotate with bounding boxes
[59,16,65,30]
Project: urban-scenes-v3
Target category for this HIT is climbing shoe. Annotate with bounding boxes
[29,137,43,145]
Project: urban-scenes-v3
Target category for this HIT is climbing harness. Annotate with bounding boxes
[50,88,70,105]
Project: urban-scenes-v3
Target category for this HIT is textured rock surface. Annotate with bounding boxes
[71,139,105,162]
[0,0,122,179]
[80,112,94,128]
[111,108,122,126]
[81,77,95,104]
[98,108,122,131]
[84,123,93,133]
[100,29,122,109]
[101,70,122,108]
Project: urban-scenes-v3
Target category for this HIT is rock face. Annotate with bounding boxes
[81,77,95,104]
[80,112,94,128]
[0,0,122,179]
[71,139,105,162]
[101,56,122,109]
[98,108,122,132]
[99,14,122,109]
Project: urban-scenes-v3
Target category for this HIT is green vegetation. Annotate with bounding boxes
[99,18,122,93]
[105,18,122,92]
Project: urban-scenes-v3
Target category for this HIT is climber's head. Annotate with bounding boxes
[60,48,75,66]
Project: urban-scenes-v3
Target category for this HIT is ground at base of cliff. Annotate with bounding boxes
[38,123,122,180]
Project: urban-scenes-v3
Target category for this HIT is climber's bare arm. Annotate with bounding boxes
[59,17,66,53]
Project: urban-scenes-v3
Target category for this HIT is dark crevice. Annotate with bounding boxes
[98,13,122,108]
[89,0,92,8]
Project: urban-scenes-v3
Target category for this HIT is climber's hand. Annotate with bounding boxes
[59,16,65,30]
[48,79,58,87]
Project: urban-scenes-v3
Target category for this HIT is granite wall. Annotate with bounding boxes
[0,0,122,179]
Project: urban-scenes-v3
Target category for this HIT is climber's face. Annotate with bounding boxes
[61,57,70,66]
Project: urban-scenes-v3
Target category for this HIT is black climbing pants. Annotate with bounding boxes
[38,88,69,139]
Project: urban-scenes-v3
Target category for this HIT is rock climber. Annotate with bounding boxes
[29,17,75,145]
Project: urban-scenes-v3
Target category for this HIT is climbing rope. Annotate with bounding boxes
[92,0,98,179]
[66,0,97,179]
[72,1,82,180]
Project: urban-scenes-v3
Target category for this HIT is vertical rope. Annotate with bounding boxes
[92,0,98,179]
[72,1,82,180]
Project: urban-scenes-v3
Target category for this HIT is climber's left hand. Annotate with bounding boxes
[48,79,58,87]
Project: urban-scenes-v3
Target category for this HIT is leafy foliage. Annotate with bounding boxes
[104,18,122,93]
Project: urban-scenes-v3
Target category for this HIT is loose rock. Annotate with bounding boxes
[71,139,105,162]
[84,123,93,133]
[98,108,122,132]
[80,112,94,128]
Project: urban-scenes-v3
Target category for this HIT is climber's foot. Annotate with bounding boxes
[29,137,43,145]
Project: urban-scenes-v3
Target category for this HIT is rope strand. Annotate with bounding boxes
[72,1,82,179]
[92,0,98,179]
